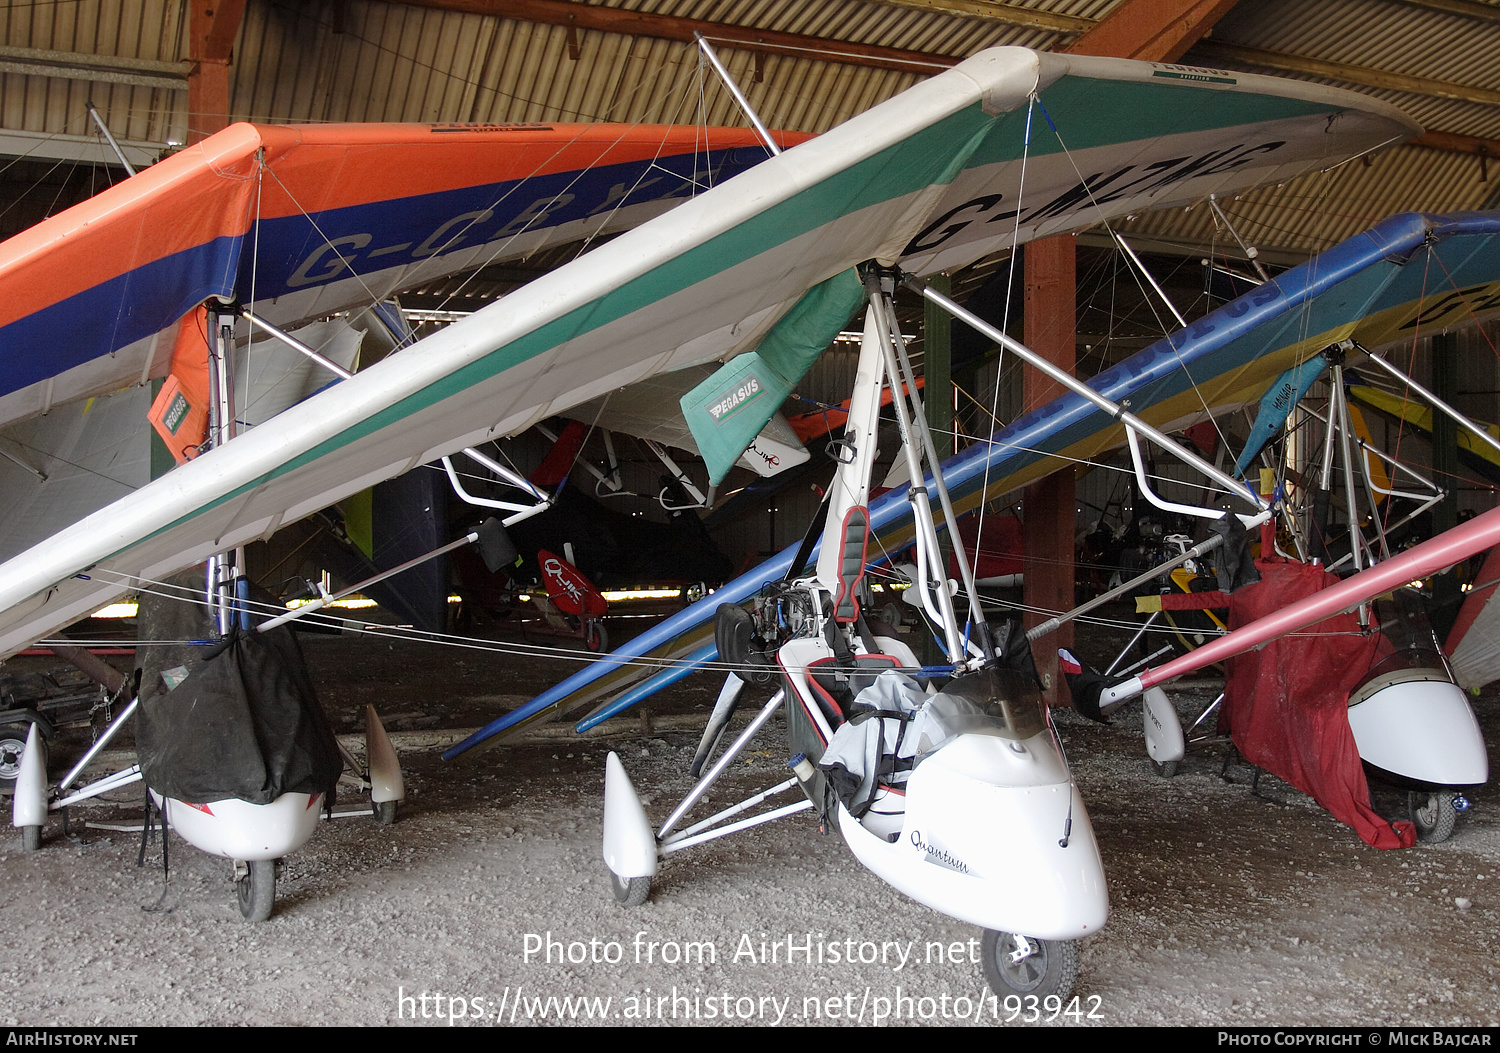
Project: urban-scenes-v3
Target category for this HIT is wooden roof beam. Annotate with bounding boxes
[1413,129,1500,190]
[883,0,1500,31]
[390,1,1496,163]
[869,0,1090,34]
[1415,129,1500,155]
[1066,0,1242,62]
[392,0,961,73]
[394,0,1500,112]
[1393,0,1500,25]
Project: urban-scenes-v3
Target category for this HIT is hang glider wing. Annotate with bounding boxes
[0,47,1419,665]
[0,121,799,567]
[0,121,799,430]
[0,316,364,564]
[449,209,1500,752]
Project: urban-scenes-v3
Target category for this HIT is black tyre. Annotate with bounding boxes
[1151,758,1179,779]
[21,824,40,851]
[980,930,1079,1000]
[584,620,609,653]
[373,799,397,825]
[609,869,650,907]
[1410,791,1457,844]
[236,859,276,922]
[0,722,33,795]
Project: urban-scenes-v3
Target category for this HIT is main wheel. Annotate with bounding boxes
[609,869,650,907]
[373,799,397,825]
[236,859,277,922]
[1151,758,1179,779]
[980,930,1079,1000]
[1410,791,1458,843]
[21,824,40,851]
[0,722,34,795]
[583,620,609,653]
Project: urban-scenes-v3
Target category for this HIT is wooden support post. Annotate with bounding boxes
[1014,0,1240,700]
[1064,0,1242,62]
[1022,237,1077,703]
[187,0,247,145]
[187,58,231,144]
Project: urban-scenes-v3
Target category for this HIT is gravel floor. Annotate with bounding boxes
[2,616,1498,1027]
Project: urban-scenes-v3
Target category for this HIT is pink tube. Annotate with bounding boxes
[1137,504,1500,691]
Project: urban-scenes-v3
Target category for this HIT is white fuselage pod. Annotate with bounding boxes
[1347,670,1489,788]
[837,731,1108,940]
[150,790,322,861]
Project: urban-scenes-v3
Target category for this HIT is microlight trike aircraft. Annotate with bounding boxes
[2,46,1420,933]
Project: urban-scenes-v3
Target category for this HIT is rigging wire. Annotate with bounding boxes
[971,95,1035,595]
[1021,98,1234,459]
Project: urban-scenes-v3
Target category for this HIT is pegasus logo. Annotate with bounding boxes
[708,376,762,422]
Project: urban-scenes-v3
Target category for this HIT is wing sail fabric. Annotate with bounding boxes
[681,268,865,484]
[0,122,798,430]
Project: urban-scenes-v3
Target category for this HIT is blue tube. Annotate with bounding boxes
[571,642,719,733]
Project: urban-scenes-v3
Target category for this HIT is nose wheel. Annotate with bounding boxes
[0,725,28,793]
[583,619,609,653]
[609,869,650,907]
[1409,791,1458,843]
[235,859,277,922]
[980,930,1079,1001]
[1,719,45,798]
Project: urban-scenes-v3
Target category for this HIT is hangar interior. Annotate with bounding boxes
[3,0,1500,1028]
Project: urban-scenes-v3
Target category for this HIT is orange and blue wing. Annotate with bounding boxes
[0,121,797,426]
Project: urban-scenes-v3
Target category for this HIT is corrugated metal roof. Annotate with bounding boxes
[0,0,184,146]
[3,0,1500,258]
[1210,0,1499,88]
[1118,139,1495,258]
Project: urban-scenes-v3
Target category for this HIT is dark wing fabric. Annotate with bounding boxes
[137,624,341,806]
[1210,512,1261,593]
[1059,648,1113,724]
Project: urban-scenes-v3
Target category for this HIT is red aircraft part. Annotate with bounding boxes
[787,378,923,444]
[538,550,607,619]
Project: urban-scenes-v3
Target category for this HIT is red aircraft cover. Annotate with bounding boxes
[1221,560,1414,849]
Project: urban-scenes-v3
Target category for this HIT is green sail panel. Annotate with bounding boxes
[682,268,865,484]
